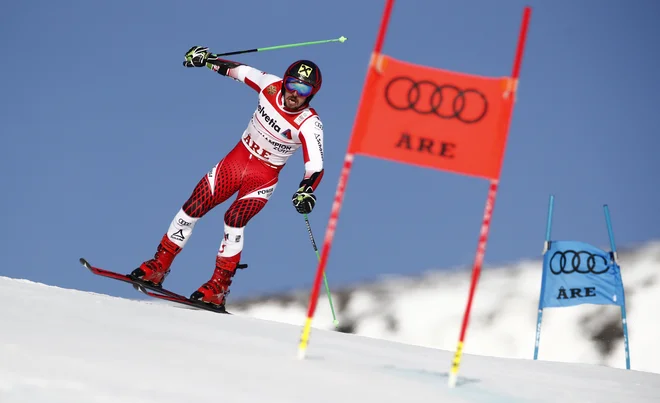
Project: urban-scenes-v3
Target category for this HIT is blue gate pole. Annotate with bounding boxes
[604,204,631,370]
[535,195,554,360]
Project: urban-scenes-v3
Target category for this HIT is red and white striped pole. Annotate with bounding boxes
[297,0,396,359]
[448,6,532,388]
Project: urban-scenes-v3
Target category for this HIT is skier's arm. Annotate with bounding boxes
[205,57,267,93]
[297,117,325,191]
[182,46,265,92]
[291,117,325,215]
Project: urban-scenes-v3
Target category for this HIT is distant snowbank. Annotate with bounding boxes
[231,240,660,374]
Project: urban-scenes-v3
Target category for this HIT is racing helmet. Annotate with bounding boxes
[282,60,322,107]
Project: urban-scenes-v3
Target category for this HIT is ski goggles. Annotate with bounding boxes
[284,76,313,97]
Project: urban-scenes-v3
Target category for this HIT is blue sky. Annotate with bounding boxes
[2,0,659,302]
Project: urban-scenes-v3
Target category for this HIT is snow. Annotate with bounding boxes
[2,264,660,402]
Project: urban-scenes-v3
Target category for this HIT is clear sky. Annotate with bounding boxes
[2,0,659,302]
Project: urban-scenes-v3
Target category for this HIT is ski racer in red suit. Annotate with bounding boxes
[129,46,325,309]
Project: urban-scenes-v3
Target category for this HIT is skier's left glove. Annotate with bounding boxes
[292,185,316,214]
[183,46,211,67]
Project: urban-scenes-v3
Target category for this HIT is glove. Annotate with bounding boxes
[292,185,316,214]
[183,46,210,67]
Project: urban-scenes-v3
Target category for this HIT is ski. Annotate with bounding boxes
[79,257,183,298]
[79,257,230,315]
[137,288,230,314]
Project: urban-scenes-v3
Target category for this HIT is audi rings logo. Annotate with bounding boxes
[384,76,488,124]
[549,250,610,275]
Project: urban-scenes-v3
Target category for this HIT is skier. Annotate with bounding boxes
[129,46,325,309]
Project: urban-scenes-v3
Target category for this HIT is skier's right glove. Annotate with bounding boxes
[183,46,210,67]
[292,185,316,215]
[183,46,244,76]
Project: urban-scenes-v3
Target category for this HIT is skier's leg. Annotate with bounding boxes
[191,159,281,305]
[131,143,249,285]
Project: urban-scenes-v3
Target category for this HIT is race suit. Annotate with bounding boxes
[163,65,325,260]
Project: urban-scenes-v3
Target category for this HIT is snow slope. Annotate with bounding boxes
[230,239,660,374]
[1,275,659,403]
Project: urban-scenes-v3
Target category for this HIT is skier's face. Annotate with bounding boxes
[283,77,313,110]
[283,89,308,110]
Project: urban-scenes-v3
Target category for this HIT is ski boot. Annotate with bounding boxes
[190,255,247,308]
[129,234,181,287]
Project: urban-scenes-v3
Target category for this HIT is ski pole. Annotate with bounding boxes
[215,36,347,57]
[304,213,339,327]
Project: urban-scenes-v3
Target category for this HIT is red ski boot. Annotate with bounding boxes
[190,255,247,307]
[130,235,181,287]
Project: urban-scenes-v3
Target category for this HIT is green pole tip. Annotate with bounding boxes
[333,319,340,326]
[338,36,347,43]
